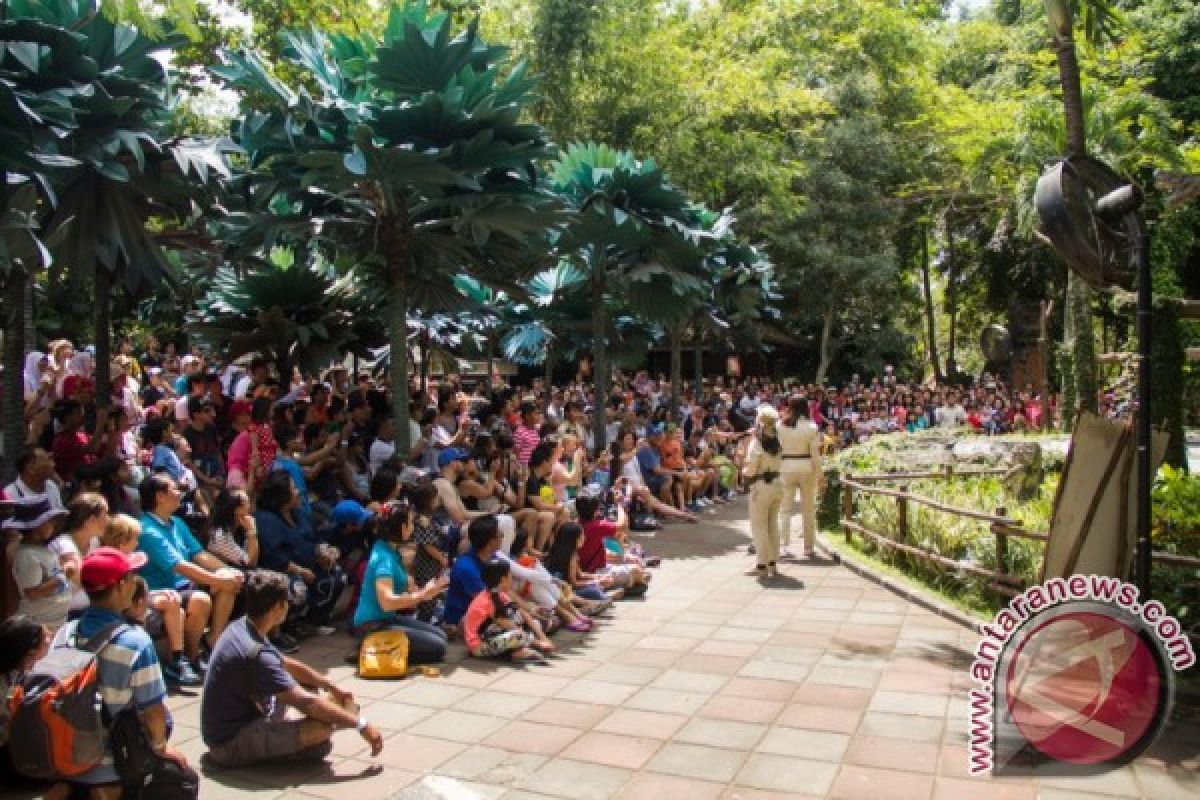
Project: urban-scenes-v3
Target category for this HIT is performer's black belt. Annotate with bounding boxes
[751,470,780,484]
[782,454,811,459]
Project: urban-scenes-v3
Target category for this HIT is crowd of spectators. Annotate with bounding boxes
[1,336,1086,797]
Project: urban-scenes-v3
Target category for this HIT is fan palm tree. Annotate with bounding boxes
[0,3,99,475]
[213,1,560,455]
[550,142,704,451]
[17,0,234,410]
[189,247,383,379]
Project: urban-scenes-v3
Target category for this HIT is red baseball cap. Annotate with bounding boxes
[81,546,147,592]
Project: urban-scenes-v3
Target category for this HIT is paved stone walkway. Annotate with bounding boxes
[63,501,1200,798]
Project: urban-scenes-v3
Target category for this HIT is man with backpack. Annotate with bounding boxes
[29,546,191,797]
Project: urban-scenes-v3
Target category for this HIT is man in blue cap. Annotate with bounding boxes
[323,499,375,574]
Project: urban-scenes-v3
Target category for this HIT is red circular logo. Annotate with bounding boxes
[1004,611,1162,765]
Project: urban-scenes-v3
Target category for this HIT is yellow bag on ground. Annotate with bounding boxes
[358,630,409,678]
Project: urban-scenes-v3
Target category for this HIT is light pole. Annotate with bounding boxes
[1093,183,1152,596]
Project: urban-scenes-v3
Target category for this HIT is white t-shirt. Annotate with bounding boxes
[369,438,396,475]
[935,404,967,428]
[13,542,71,628]
[5,478,63,510]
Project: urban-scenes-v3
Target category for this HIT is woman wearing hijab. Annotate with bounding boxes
[778,395,823,559]
[743,404,785,578]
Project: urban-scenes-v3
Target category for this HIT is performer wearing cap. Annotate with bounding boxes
[778,395,823,559]
[743,405,785,578]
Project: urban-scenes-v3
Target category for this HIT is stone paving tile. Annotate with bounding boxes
[484,719,583,756]
[932,778,1036,800]
[554,678,640,706]
[675,717,768,750]
[735,753,841,795]
[515,758,633,800]
[437,745,548,785]
[408,710,508,743]
[593,708,689,739]
[646,742,749,783]
[651,668,731,693]
[720,676,797,701]
[776,703,863,734]
[454,690,543,719]
[559,731,665,769]
[829,764,935,800]
[521,698,612,730]
[699,694,785,724]
[613,772,726,800]
[844,734,939,774]
[858,710,946,742]
[756,726,850,762]
[624,685,712,715]
[368,732,466,773]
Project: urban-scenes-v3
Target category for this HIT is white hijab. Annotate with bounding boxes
[23,350,47,397]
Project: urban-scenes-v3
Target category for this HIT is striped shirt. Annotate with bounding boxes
[68,608,167,784]
[513,424,540,466]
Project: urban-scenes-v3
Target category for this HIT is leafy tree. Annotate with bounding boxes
[214,1,559,455]
[549,142,703,451]
[189,248,382,378]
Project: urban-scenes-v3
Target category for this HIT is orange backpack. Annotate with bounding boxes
[6,621,127,780]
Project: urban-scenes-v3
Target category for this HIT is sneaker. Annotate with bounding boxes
[290,622,322,638]
[311,624,337,636]
[271,632,301,654]
[163,655,203,687]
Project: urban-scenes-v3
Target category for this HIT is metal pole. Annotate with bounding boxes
[1135,223,1152,596]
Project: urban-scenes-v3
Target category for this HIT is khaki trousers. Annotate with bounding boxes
[749,480,783,567]
[779,470,819,551]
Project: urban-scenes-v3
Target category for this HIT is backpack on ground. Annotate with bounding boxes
[5,621,128,780]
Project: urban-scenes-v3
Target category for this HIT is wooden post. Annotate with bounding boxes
[897,485,910,545]
[995,506,1009,574]
[842,479,855,543]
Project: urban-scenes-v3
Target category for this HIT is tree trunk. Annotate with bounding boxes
[3,270,27,482]
[23,278,35,350]
[920,221,943,382]
[590,261,608,456]
[1046,0,1087,159]
[93,268,111,412]
[815,304,835,385]
[485,333,495,392]
[1038,300,1054,431]
[945,219,959,379]
[693,341,703,395]
[1068,274,1097,416]
[419,330,430,395]
[390,279,411,458]
[544,341,555,387]
[669,323,682,422]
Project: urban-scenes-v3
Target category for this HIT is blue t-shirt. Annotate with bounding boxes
[443,549,486,625]
[636,445,662,478]
[272,458,311,514]
[253,509,318,574]
[151,444,187,483]
[138,512,203,591]
[353,539,410,628]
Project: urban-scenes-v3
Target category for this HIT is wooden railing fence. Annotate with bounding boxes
[838,467,1200,596]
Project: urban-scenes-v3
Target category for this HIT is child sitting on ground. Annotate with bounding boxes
[102,513,199,685]
[409,481,450,623]
[463,560,554,663]
[8,496,71,632]
[575,495,651,596]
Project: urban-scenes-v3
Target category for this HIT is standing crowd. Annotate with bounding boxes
[1,337,1058,798]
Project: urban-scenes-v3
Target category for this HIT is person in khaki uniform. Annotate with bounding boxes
[778,396,823,558]
[743,405,784,578]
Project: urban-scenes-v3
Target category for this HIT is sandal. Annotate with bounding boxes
[512,647,547,663]
[643,556,662,568]
[566,618,592,632]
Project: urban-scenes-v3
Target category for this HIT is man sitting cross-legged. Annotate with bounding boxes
[201,570,384,767]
